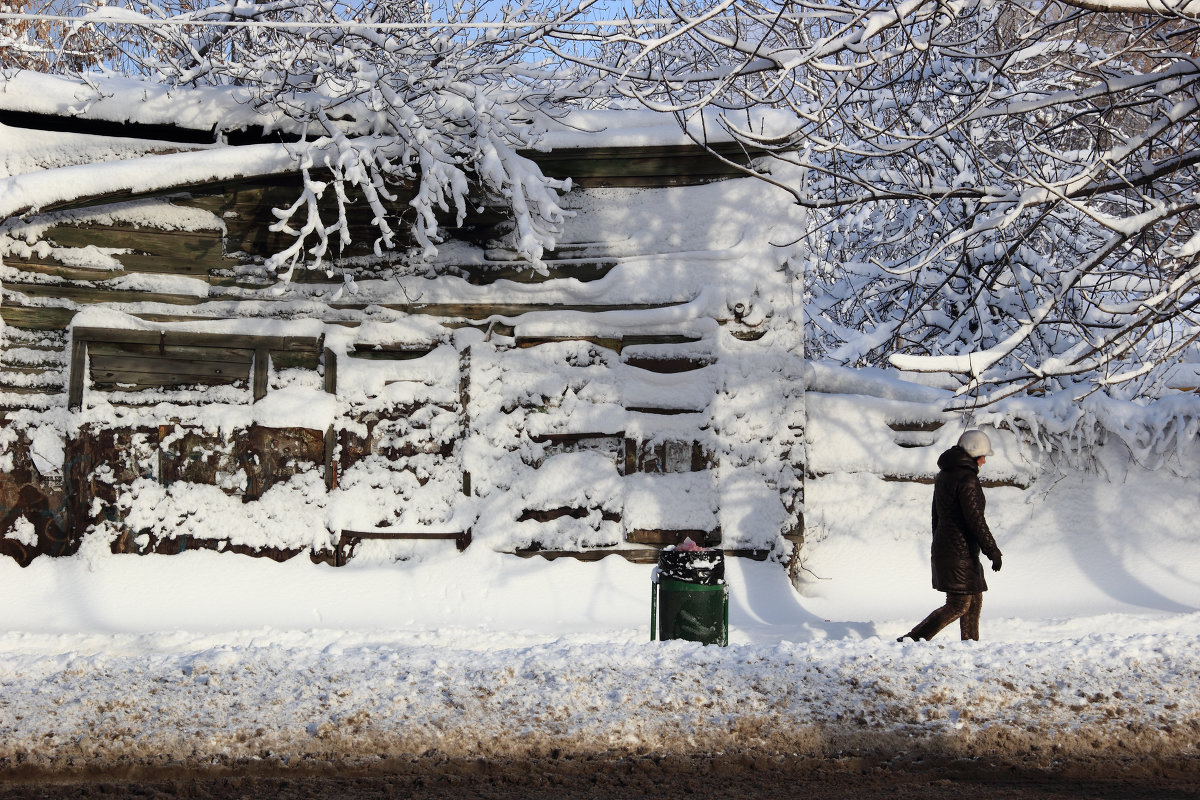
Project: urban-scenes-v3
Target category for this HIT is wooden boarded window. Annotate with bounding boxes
[68,327,324,410]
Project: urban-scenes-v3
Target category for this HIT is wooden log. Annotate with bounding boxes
[1,257,128,282]
[622,355,711,373]
[0,384,65,396]
[5,281,207,307]
[626,528,721,547]
[531,142,763,185]
[516,335,623,352]
[67,336,86,409]
[368,300,690,318]
[42,226,225,274]
[528,431,624,444]
[336,529,472,565]
[516,507,621,523]
[269,349,321,371]
[72,327,322,353]
[323,347,337,394]
[253,346,269,401]
[91,373,244,391]
[347,345,437,360]
[89,352,250,382]
[0,306,77,331]
[86,339,255,364]
[457,259,617,285]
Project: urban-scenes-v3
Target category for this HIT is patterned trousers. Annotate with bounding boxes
[905,593,983,641]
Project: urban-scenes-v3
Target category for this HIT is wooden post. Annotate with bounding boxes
[67,334,88,411]
[323,347,337,491]
[252,345,269,401]
[323,347,337,395]
[324,426,337,492]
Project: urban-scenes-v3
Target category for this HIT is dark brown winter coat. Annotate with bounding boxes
[930,445,1002,594]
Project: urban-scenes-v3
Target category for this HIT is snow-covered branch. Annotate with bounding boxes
[5,0,606,274]
[598,0,1200,405]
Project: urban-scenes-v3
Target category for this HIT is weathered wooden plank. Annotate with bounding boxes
[1,256,129,282]
[458,260,617,285]
[622,355,711,373]
[67,336,87,409]
[517,507,621,523]
[73,327,322,354]
[626,406,707,415]
[544,158,743,179]
[626,529,721,547]
[514,333,706,354]
[516,335,623,351]
[5,256,265,288]
[347,345,437,360]
[336,529,472,564]
[5,251,218,280]
[529,143,764,186]
[6,282,207,307]
[0,306,77,331]
[91,371,244,390]
[87,340,255,364]
[268,350,321,371]
[323,348,337,395]
[324,425,337,491]
[253,346,269,401]
[0,384,65,396]
[89,353,251,382]
[622,334,703,347]
[130,312,229,324]
[533,141,763,162]
[0,362,65,375]
[369,300,693,318]
[43,226,224,269]
[528,431,623,444]
[112,253,223,276]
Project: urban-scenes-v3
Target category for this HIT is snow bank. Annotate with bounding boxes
[0,549,1198,775]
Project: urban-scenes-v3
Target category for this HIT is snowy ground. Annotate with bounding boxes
[2,459,1200,782]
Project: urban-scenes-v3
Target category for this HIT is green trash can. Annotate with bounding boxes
[651,548,729,646]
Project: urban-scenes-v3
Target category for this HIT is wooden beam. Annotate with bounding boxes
[323,347,337,394]
[42,225,225,275]
[253,345,269,402]
[324,425,337,492]
[89,353,250,382]
[348,344,437,360]
[0,306,77,331]
[68,335,86,410]
[72,327,322,353]
[87,339,255,364]
[6,281,208,307]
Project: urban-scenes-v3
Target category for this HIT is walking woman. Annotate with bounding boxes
[899,430,1003,642]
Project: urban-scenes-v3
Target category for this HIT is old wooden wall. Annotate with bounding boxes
[0,138,801,565]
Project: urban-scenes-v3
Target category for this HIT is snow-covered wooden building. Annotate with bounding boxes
[0,73,807,568]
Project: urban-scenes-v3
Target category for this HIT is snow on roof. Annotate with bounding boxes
[0,70,794,151]
[0,70,281,136]
[0,70,791,225]
[0,130,296,217]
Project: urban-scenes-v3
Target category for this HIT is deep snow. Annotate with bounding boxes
[1,453,1198,774]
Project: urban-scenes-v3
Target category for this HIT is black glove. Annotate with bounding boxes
[991,554,1003,572]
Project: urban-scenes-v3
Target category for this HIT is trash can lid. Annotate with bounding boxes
[657,547,725,586]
